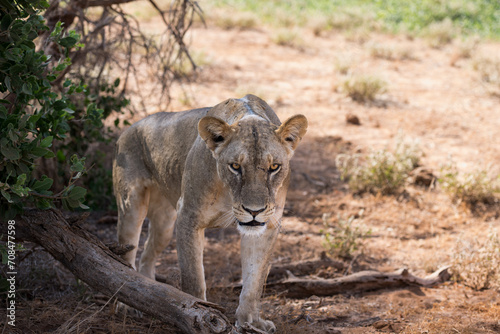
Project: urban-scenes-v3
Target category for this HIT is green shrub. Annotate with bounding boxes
[321,212,371,259]
[439,164,500,207]
[0,1,88,217]
[336,140,421,195]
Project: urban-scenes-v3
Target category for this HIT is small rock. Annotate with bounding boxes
[346,113,361,125]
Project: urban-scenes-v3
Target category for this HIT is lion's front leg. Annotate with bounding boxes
[176,213,207,300]
[236,226,278,333]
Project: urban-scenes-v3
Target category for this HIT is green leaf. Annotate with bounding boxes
[56,150,66,163]
[40,136,53,148]
[44,150,55,158]
[4,76,12,92]
[9,64,27,76]
[1,189,12,203]
[69,186,86,200]
[35,198,51,210]
[11,184,29,197]
[18,163,30,175]
[32,177,53,192]
[30,146,51,157]
[4,205,20,220]
[1,146,20,160]
[1,14,12,31]
[59,36,78,48]
[21,82,32,95]
[64,197,81,209]
[53,100,67,110]
[16,174,27,186]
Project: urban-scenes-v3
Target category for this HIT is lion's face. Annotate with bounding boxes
[199,114,307,235]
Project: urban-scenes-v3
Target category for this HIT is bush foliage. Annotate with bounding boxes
[0,1,115,217]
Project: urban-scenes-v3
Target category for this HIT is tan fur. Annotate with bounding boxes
[113,95,307,332]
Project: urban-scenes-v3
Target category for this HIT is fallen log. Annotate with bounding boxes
[8,209,235,334]
[265,267,451,298]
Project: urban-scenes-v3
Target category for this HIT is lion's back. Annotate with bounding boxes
[113,107,210,199]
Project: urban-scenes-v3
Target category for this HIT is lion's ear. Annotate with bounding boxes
[198,116,232,151]
[276,114,308,151]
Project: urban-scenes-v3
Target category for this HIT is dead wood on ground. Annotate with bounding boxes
[265,267,451,298]
[215,265,450,299]
[8,209,234,334]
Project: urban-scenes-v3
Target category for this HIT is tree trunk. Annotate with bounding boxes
[8,209,234,334]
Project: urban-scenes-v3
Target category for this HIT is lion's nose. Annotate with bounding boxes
[242,206,265,218]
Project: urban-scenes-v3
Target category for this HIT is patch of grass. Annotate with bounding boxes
[457,37,480,59]
[451,230,500,290]
[308,15,331,37]
[421,18,456,48]
[334,57,353,75]
[342,75,387,103]
[473,57,500,86]
[439,164,500,207]
[329,8,374,32]
[212,10,258,30]
[171,51,213,79]
[321,211,371,259]
[211,0,500,38]
[370,44,395,60]
[272,29,305,49]
[336,139,421,195]
[373,0,500,38]
[369,44,417,61]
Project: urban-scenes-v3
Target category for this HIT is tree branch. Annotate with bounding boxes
[8,209,234,334]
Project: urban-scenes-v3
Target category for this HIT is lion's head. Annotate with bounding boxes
[198,111,307,235]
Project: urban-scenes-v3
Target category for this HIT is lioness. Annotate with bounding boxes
[113,94,307,332]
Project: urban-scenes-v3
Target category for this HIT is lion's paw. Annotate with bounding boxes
[236,319,276,333]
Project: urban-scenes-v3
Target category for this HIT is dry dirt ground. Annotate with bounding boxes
[3,20,500,334]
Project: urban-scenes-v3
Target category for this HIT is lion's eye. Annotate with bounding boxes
[229,163,241,172]
[269,163,281,173]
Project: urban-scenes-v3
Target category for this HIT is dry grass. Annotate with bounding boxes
[439,164,500,208]
[451,230,500,290]
[342,75,387,103]
[370,44,417,61]
[272,29,305,50]
[473,57,500,86]
[336,139,420,194]
[321,211,371,259]
[334,56,353,75]
[421,18,456,48]
[211,10,258,30]
[171,51,213,79]
[457,37,480,59]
